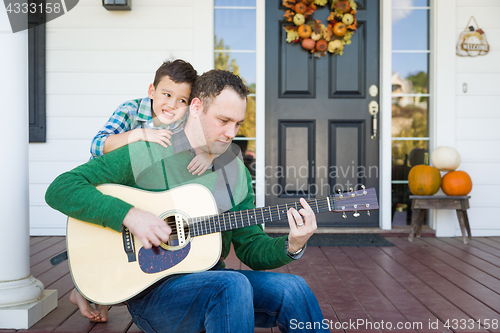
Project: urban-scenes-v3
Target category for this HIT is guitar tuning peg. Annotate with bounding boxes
[342,212,347,219]
[349,187,353,192]
[337,188,341,193]
[353,211,360,218]
[367,211,371,216]
[361,185,365,189]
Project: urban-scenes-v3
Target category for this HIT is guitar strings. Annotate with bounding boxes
[188,192,373,226]
[187,192,375,236]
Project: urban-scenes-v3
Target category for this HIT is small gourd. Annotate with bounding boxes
[301,38,316,50]
[408,153,441,196]
[315,39,328,52]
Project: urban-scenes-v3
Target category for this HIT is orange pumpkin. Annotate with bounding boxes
[333,22,347,37]
[315,39,328,52]
[301,38,316,50]
[295,2,307,14]
[334,0,350,13]
[442,171,473,196]
[298,24,312,38]
[408,164,442,196]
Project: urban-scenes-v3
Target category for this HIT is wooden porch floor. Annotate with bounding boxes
[3,236,500,332]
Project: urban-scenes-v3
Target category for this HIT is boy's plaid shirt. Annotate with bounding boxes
[90,97,185,158]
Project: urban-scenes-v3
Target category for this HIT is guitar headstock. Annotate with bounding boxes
[330,187,379,218]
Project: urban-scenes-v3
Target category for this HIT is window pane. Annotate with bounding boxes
[413,0,429,6]
[392,0,429,8]
[233,137,256,181]
[215,9,256,51]
[391,139,429,226]
[215,0,255,6]
[392,9,429,50]
[238,96,256,138]
[215,51,256,87]
[392,97,428,138]
[236,97,256,180]
[392,140,428,171]
[392,53,428,91]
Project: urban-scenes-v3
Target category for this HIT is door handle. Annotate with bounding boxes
[368,101,379,140]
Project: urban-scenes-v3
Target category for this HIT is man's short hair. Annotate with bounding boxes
[190,69,249,110]
[153,59,198,90]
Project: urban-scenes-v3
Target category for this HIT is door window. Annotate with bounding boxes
[391,0,430,226]
[214,1,257,184]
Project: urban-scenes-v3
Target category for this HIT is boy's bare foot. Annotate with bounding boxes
[96,304,109,322]
[69,288,107,322]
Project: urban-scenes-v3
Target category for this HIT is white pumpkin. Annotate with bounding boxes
[430,146,461,172]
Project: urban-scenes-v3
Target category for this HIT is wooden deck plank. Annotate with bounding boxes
[473,238,500,251]
[409,238,500,295]
[88,305,133,333]
[341,246,451,332]
[420,237,500,278]
[125,323,142,333]
[30,236,49,246]
[453,238,500,258]
[36,261,71,289]
[29,237,64,257]
[437,238,500,268]
[380,240,497,331]
[45,273,76,300]
[362,245,488,333]
[304,247,383,333]
[52,307,97,333]
[30,243,67,278]
[489,237,500,245]
[389,237,500,314]
[286,250,344,333]
[321,246,416,332]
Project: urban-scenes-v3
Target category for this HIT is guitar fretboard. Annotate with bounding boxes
[188,197,336,237]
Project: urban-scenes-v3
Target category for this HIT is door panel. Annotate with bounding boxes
[265,0,380,227]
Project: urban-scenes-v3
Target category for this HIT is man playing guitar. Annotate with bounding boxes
[46,69,328,332]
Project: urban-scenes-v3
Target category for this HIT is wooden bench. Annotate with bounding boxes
[408,195,471,244]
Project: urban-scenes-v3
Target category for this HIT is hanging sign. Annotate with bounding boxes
[456,16,490,57]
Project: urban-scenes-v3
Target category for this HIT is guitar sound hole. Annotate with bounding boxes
[163,215,190,248]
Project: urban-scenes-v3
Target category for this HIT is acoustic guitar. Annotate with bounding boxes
[66,183,378,304]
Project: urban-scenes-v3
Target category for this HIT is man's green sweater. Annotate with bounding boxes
[45,139,293,270]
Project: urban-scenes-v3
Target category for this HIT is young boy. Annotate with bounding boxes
[89,59,210,175]
[71,59,211,322]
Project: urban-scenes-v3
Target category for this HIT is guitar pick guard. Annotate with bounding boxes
[138,243,191,273]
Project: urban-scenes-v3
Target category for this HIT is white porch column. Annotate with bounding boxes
[0,6,57,330]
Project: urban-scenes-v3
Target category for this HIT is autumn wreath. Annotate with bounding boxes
[283,0,357,57]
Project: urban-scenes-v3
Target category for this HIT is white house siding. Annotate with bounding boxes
[29,0,213,235]
[452,0,500,236]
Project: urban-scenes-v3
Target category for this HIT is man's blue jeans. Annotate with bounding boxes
[126,269,328,332]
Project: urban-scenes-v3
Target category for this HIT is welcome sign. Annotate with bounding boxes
[456,16,490,57]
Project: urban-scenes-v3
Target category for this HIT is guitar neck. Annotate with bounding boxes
[188,197,335,237]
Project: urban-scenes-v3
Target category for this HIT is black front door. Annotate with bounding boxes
[265,0,380,226]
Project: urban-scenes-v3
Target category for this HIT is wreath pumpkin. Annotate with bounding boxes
[283,0,357,57]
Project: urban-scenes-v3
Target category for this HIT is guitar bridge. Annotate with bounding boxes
[176,214,186,246]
